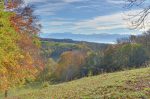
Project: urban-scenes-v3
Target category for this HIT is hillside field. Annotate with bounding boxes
[3,67,150,99]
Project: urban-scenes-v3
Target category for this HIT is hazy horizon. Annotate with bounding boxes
[39,32,132,44]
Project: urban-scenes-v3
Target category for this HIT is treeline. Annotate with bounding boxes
[40,40,108,60]
[0,0,43,97]
[40,32,150,83]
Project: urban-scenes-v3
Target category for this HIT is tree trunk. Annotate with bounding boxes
[5,90,8,98]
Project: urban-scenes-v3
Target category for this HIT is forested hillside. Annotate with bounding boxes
[0,0,149,99]
[39,32,150,83]
[40,38,108,59]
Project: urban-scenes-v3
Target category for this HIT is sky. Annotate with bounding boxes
[24,0,148,35]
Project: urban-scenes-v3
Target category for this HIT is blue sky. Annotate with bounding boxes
[24,0,146,35]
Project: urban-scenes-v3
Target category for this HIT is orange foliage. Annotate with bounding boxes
[0,0,44,95]
[55,51,87,81]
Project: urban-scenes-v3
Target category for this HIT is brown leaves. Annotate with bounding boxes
[0,0,44,92]
[55,51,87,81]
[6,0,23,9]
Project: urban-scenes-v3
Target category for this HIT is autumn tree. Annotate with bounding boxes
[55,51,87,81]
[0,0,44,97]
[38,58,57,82]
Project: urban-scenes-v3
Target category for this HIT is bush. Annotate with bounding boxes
[42,82,49,88]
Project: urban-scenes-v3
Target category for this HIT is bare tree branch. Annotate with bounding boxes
[124,0,150,30]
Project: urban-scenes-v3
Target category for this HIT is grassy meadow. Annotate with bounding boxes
[2,67,149,99]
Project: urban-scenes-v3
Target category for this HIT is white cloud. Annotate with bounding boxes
[33,2,67,16]
[40,9,145,34]
[24,0,48,4]
[42,21,73,26]
[25,0,89,4]
[63,0,82,3]
[63,0,89,3]
[24,0,89,16]
[73,9,145,31]
[74,12,125,30]
[107,0,125,4]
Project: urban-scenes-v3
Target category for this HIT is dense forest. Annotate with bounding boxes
[0,0,149,98]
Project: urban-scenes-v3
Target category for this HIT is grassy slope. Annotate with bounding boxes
[7,67,150,99]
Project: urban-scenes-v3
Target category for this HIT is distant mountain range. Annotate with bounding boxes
[39,33,130,44]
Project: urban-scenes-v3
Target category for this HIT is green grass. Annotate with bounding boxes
[1,67,150,99]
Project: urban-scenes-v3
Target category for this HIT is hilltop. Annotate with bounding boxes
[39,33,130,44]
